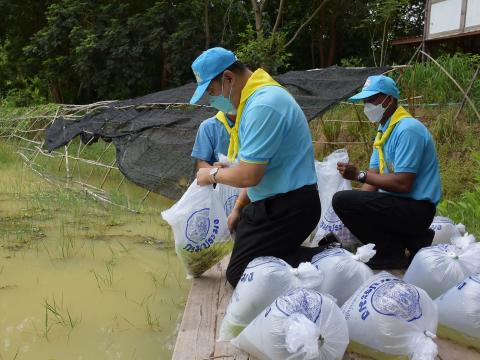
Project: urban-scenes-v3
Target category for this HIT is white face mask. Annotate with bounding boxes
[364,96,389,123]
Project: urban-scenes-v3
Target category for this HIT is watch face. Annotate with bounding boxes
[358,171,366,182]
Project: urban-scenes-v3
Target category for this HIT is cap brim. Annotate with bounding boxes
[189,81,211,104]
[348,90,380,102]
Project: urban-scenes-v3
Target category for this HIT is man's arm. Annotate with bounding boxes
[363,171,416,193]
[361,168,379,191]
[197,161,267,188]
[196,159,212,169]
[338,162,416,193]
[191,120,216,168]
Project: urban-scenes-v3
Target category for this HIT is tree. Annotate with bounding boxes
[360,0,412,66]
[0,0,427,104]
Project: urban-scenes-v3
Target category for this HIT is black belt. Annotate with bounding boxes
[254,183,318,203]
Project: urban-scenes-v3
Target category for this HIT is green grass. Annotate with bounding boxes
[438,152,480,238]
[43,295,81,339]
[395,53,480,119]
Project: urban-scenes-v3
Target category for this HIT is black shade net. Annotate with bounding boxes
[45,66,390,199]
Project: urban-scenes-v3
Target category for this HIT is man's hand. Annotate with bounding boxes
[212,162,228,168]
[196,167,213,186]
[227,207,241,233]
[337,162,359,181]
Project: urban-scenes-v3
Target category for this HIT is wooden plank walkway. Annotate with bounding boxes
[172,257,480,360]
[172,257,251,360]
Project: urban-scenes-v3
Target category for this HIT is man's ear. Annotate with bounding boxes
[223,70,235,83]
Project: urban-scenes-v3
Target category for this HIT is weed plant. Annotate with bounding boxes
[43,295,81,339]
[438,152,480,237]
[397,53,480,112]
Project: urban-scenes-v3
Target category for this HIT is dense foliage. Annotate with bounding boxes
[0,0,425,104]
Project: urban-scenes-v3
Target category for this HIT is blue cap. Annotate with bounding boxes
[348,75,400,102]
[189,47,237,104]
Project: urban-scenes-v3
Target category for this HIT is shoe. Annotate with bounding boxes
[407,229,435,265]
[366,253,408,270]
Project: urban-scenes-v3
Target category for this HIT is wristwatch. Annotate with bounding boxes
[209,167,219,184]
[357,170,367,184]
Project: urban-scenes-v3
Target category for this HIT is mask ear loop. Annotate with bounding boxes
[381,95,391,110]
[228,78,234,104]
[220,75,225,97]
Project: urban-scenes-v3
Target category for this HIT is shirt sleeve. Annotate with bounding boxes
[238,105,285,164]
[369,148,379,170]
[393,128,425,173]
[191,121,215,163]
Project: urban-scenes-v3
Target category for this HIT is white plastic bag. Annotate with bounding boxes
[219,257,324,340]
[216,154,241,217]
[161,180,233,278]
[342,272,438,360]
[435,273,480,350]
[216,183,240,217]
[310,149,362,251]
[232,288,349,360]
[429,216,466,245]
[218,153,239,168]
[403,240,480,299]
[311,244,375,306]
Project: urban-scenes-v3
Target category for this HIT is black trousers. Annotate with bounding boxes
[332,190,436,257]
[226,184,321,287]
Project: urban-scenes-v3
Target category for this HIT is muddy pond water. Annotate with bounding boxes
[0,161,189,359]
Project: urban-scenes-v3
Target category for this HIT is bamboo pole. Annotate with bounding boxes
[116,176,126,191]
[70,141,83,179]
[18,151,139,213]
[64,145,71,179]
[85,142,113,183]
[312,141,366,144]
[30,107,60,164]
[454,64,480,123]
[139,190,151,206]
[21,145,118,169]
[100,159,117,189]
[419,50,480,121]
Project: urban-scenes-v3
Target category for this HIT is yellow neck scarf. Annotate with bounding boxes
[373,106,412,174]
[223,69,282,161]
[215,112,233,135]
[374,106,412,174]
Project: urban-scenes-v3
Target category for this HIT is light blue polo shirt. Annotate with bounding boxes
[369,115,442,204]
[191,116,233,164]
[238,86,317,202]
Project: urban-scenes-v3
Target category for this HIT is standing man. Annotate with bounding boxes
[332,75,441,269]
[189,47,320,287]
[191,111,235,169]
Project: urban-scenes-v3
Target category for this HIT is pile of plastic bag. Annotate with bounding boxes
[162,180,236,278]
[219,256,324,340]
[404,234,480,299]
[342,272,438,360]
[309,149,362,251]
[429,216,465,245]
[232,288,349,360]
[311,244,375,306]
[435,273,480,350]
